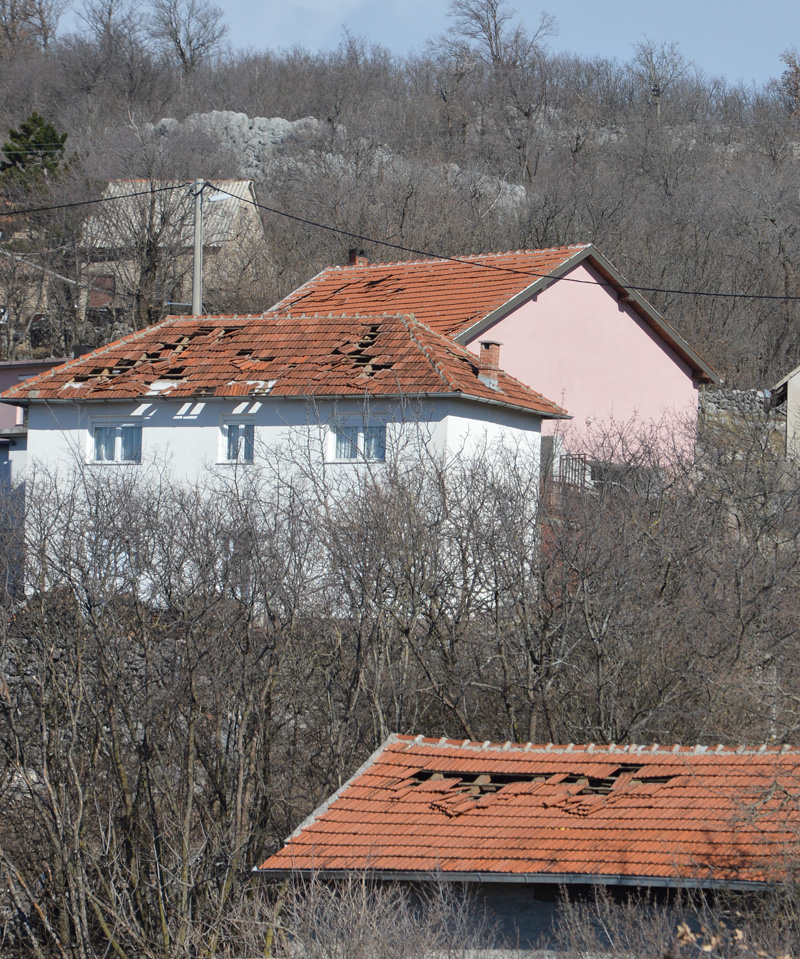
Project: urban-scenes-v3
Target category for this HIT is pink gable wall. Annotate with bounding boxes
[464,262,699,441]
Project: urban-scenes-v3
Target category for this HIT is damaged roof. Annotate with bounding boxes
[269,245,717,384]
[256,734,800,889]
[271,247,588,339]
[0,313,567,418]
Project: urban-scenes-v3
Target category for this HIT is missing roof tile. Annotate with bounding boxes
[407,764,678,818]
[409,769,544,798]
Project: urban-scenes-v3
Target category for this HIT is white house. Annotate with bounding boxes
[0,311,566,484]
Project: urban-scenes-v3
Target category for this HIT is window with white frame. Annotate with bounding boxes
[92,423,142,463]
[222,420,255,463]
[331,423,386,461]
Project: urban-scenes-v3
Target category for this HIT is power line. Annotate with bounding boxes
[208,183,800,304]
[0,181,193,218]
[2,177,800,304]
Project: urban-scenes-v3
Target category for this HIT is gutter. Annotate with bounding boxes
[252,867,770,893]
[4,391,569,420]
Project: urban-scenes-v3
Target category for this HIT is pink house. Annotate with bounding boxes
[271,245,718,449]
[0,356,70,487]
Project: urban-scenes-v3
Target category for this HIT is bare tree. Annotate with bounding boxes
[630,36,689,122]
[447,0,556,72]
[146,0,228,75]
[0,0,67,53]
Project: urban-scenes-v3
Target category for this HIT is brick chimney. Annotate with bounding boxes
[478,340,502,389]
[348,249,369,267]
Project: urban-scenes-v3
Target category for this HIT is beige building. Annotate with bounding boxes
[0,180,269,357]
[772,364,800,457]
[81,179,268,326]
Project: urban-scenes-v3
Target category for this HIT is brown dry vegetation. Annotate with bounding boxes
[0,410,800,955]
[4,1,800,955]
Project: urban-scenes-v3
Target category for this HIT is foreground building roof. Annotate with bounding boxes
[269,245,717,384]
[0,313,566,418]
[257,734,800,890]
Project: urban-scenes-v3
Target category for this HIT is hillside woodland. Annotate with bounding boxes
[3,2,800,957]
[1,0,800,385]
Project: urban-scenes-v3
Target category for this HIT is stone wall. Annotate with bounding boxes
[699,387,786,456]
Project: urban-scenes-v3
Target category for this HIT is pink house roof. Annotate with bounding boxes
[269,246,718,384]
[0,313,567,418]
[257,734,800,889]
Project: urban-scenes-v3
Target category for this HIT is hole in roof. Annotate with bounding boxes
[358,362,393,378]
[319,285,347,300]
[109,359,137,375]
[409,769,544,798]
[407,764,678,814]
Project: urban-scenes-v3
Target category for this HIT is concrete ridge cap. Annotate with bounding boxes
[389,734,799,758]
[306,244,591,274]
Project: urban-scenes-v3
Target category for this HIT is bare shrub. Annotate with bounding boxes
[553,885,800,959]
[204,874,496,959]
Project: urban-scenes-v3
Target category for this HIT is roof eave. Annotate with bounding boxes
[772,363,800,394]
[454,245,719,386]
[252,867,770,893]
[11,390,567,419]
[453,246,589,346]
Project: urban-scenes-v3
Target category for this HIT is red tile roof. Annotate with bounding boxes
[270,247,588,339]
[257,735,800,888]
[269,246,718,384]
[0,313,566,418]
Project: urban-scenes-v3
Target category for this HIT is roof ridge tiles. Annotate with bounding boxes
[401,314,567,417]
[308,244,590,274]
[388,734,799,757]
[400,315,461,395]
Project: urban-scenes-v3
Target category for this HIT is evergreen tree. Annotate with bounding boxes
[0,111,68,185]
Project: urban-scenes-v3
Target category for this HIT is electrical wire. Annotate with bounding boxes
[2,177,800,304]
[0,181,193,218]
[207,183,800,304]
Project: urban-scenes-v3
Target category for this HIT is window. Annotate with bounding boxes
[223,421,254,463]
[331,423,386,461]
[88,274,115,309]
[364,425,386,460]
[334,425,359,460]
[92,424,141,463]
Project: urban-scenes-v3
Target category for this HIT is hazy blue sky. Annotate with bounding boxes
[210,0,798,87]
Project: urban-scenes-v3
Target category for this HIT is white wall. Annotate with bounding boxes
[23,394,543,484]
[787,374,800,459]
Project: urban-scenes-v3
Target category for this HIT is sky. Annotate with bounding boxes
[210,0,799,88]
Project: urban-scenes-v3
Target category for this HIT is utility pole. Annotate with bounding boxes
[192,178,204,315]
